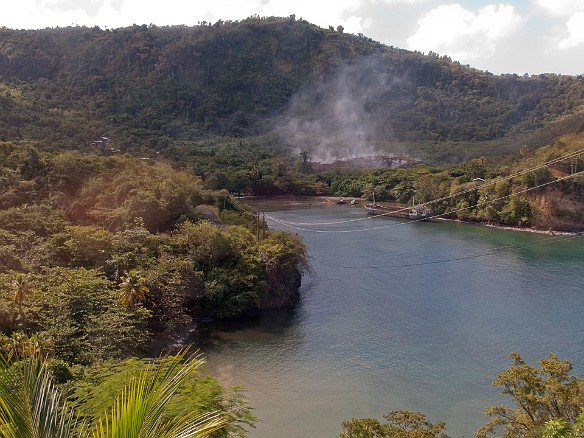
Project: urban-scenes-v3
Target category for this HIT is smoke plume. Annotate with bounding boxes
[276,55,404,163]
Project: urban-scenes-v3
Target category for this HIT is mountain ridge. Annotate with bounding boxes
[1,16,584,162]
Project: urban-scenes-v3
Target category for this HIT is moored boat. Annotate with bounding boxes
[364,195,433,221]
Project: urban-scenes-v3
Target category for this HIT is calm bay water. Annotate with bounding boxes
[193,199,584,438]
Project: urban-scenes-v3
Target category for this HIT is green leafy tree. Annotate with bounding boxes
[476,352,584,438]
[25,267,150,364]
[391,180,415,204]
[340,410,449,438]
[142,255,203,336]
[62,226,114,268]
[498,196,533,226]
[542,409,584,438]
[248,167,261,195]
[542,418,572,438]
[298,151,312,174]
[462,157,487,181]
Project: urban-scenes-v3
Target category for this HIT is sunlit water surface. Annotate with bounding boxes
[192,199,584,438]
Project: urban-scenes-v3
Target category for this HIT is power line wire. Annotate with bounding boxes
[218,170,583,269]
[223,195,256,217]
[264,169,584,233]
[271,148,584,227]
[321,233,581,269]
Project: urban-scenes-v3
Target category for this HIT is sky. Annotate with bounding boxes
[2,0,584,76]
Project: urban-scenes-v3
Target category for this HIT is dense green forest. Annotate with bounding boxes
[0,144,309,338]
[1,16,584,231]
[2,15,584,437]
[1,16,583,232]
[159,132,584,231]
[319,132,584,231]
[1,17,584,160]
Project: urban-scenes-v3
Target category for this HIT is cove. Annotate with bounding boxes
[192,199,584,437]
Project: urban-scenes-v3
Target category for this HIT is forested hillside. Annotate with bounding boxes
[0,144,309,341]
[0,142,312,434]
[1,16,584,162]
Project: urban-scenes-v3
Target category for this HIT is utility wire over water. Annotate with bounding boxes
[225,148,584,232]
[263,169,584,233]
[198,200,584,438]
[212,153,584,438]
[222,151,584,268]
[221,151,584,271]
[261,148,584,227]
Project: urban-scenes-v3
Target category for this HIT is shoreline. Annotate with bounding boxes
[483,222,581,236]
[243,195,583,236]
[435,217,581,236]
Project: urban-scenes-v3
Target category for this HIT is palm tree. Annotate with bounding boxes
[0,350,226,438]
[10,274,29,327]
[249,167,260,195]
[118,270,149,307]
[298,151,312,174]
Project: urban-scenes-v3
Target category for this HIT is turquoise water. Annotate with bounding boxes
[194,200,584,437]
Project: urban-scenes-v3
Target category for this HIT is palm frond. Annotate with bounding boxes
[90,349,226,438]
[156,411,226,438]
[0,353,81,438]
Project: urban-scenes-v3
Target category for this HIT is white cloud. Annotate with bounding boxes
[119,0,367,33]
[0,0,371,34]
[1,0,97,28]
[381,0,428,3]
[406,3,523,61]
[0,0,579,75]
[534,0,584,17]
[558,11,584,48]
[105,0,258,27]
[533,0,584,50]
[341,15,374,33]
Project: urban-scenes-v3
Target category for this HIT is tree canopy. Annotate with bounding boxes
[341,353,584,438]
[1,19,583,161]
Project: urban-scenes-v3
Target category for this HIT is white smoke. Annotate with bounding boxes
[277,55,403,163]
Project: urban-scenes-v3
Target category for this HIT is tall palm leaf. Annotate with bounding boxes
[0,354,80,438]
[89,349,225,438]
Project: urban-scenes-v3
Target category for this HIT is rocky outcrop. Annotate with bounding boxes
[530,185,584,232]
[260,266,302,309]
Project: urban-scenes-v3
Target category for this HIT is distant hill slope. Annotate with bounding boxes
[1,16,584,162]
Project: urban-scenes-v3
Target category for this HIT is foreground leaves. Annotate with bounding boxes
[0,349,226,438]
[477,353,584,438]
[0,353,79,438]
